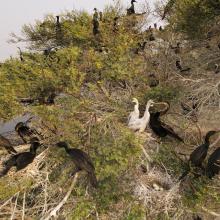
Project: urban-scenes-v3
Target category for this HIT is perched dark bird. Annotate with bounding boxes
[176,60,191,73]
[0,135,17,154]
[56,142,98,187]
[99,12,103,21]
[55,15,62,43]
[154,23,157,29]
[171,42,181,54]
[113,17,120,32]
[159,26,163,31]
[149,103,183,142]
[0,138,40,177]
[148,73,159,88]
[135,42,147,54]
[190,131,218,167]
[15,122,42,143]
[149,33,155,41]
[214,64,219,74]
[17,47,24,62]
[206,147,220,178]
[179,131,219,180]
[127,0,136,15]
[56,15,61,27]
[93,8,100,36]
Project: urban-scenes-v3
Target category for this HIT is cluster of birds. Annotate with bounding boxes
[0,122,98,187]
[128,98,220,179]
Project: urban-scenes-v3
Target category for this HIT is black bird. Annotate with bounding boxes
[190,131,218,167]
[93,8,100,36]
[0,135,17,154]
[15,122,42,143]
[148,73,159,88]
[176,60,191,72]
[127,0,136,15]
[0,138,40,177]
[56,142,98,187]
[149,103,183,142]
[113,17,120,32]
[214,64,219,74]
[135,42,147,54]
[206,147,220,178]
[179,131,219,180]
[56,15,60,27]
[159,26,163,31]
[17,47,24,62]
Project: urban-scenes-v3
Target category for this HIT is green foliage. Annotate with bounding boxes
[143,85,180,103]
[170,0,220,38]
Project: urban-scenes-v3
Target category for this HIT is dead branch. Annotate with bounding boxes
[42,173,78,220]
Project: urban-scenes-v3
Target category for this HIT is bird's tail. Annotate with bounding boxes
[88,172,98,188]
[167,130,184,142]
[180,68,191,72]
[0,158,15,178]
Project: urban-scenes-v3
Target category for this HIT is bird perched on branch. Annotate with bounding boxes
[113,17,120,33]
[148,73,159,88]
[56,142,98,188]
[93,8,100,36]
[0,135,17,154]
[17,47,24,62]
[206,147,220,178]
[170,42,181,54]
[149,102,183,142]
[179,130,219,180]
[128,100,154,132]
[0,138,40,177]
[128,98,140,125]
[15,122,42,143]
[127,0,137,15]
[214,64,219,74]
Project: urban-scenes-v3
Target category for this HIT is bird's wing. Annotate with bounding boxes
[161,122,183,142]
[190,145,207,165]
[71,149,95,171]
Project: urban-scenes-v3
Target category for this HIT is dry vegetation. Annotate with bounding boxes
[0,0,220,219]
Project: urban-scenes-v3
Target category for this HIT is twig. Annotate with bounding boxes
[10,192,19,220]
[42,173,78,220]
[201,206,220,217]
[22,192,26,220]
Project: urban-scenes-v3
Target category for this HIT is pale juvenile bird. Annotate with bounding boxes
[128,98,140,125]
[128,100,154,132]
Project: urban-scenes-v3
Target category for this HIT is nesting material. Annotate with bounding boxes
[134,168,182,217]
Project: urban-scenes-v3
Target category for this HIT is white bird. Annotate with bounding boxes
[128,99,154,132]
[128,98,140,125]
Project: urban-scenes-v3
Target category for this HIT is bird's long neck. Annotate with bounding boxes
[204,132,216,145]
[134,103,139,112]
[30,145,38,155]
[204,136,211,146]
[64,145,71,154]
[143,104,151,118]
